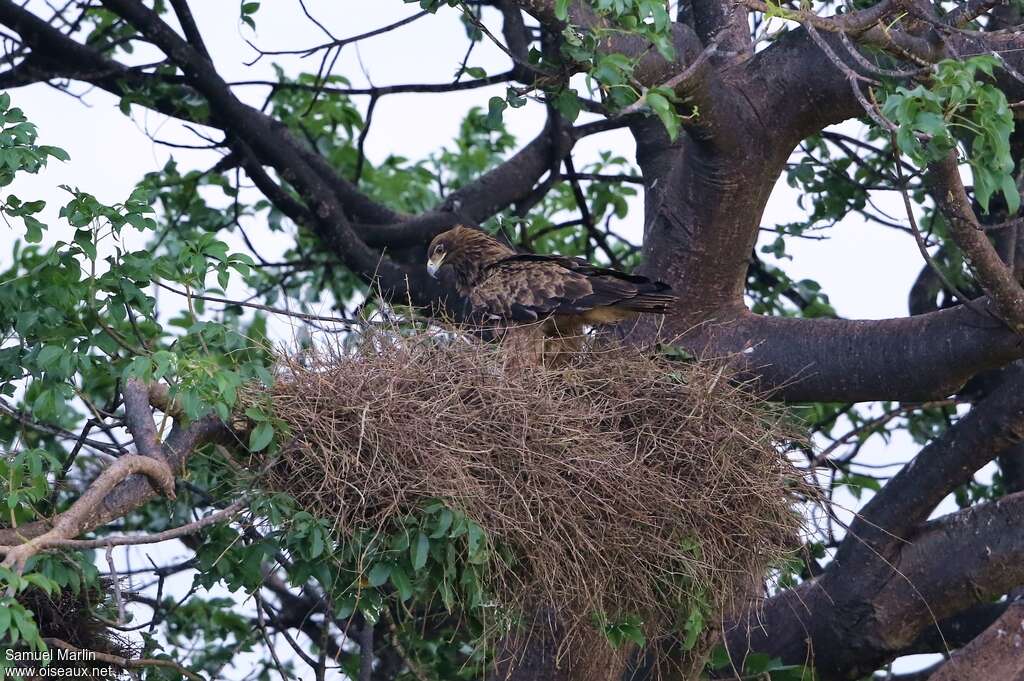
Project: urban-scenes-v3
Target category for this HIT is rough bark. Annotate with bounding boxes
[926,601,1024,681]
[724,491,1024,680]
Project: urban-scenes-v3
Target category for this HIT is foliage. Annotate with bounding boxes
[882,56,1018,213]
[456,0,687,138]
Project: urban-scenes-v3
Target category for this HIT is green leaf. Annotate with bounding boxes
[152,351,174,380]
[411,532,429,571]
[681,605,705,650]
[554,0,570,21]
[742,653,797,676]
[553,88,581,123]
[245,407,268,422]
[39,145,69,162]
[912,111,946,137]
[23,215,44,243]
[36,345,63,371]
[485,96,507,131]
[646,91,679,141]
[623,625,645,647]
[13,607,38,647]
[430,509,453,538]
[389,565,413,601]
[466,523,488,563]
[310,530,325,559]
[73,229,96,260]
[1000,171,1020,214]
[248,422,274,452]
[708,644,731,670]
[506,87,527,108]
[23,573,57,595]
[367,562,391,587]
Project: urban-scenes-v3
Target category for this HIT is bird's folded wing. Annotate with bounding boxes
[469,256,675,323]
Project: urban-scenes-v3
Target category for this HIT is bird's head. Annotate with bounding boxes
[426,225,514,284]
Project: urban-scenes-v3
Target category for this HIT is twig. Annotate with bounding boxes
[254,590,291,681]
[893,142,986,316]
[38,497,249,549]
[381,609,430,681]
[813,399,958,466]
[353,94,377,185]
[0,454,176,574]
[617,40,719,118]
[245,10,428,60]
[106,545,127,625]
[975,216,1024,232]
[43,638,206,681]
[0,399,125,455]
[230,70,517,97]
[154,279,363,327]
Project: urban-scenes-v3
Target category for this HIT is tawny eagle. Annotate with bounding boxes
[426,225,675,361]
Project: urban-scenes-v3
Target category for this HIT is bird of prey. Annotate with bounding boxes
[426,225,675,363]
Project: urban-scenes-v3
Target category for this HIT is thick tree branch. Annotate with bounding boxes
[0,454,176,572]
[659,300,1024,403]
[832,363,1024,569]
[0,378,233,571]
[926,600,1024,681]
[631,116,783,316]
[946,0,1006,28]
[0,0,602,311]
[905,601,1013,655]
[0,407,229,547]
[365,113,574,249]
[929,153,1024,334]
[99,0,399,277]
[725,491,1024,680]
[123,377,170,462]
[690,0,751,59]
[168,0,210,61]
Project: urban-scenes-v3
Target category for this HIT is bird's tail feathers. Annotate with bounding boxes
[617,291,677,314]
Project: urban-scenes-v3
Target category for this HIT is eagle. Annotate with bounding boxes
[426,225,675,363]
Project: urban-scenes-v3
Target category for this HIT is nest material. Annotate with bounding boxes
[17,583,134,680]
[250,330,810,670]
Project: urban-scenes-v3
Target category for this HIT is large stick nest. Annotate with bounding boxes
[248,329,811,669]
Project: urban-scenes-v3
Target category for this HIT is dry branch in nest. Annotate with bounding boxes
[16,582,136,680]
[243,329,813,677]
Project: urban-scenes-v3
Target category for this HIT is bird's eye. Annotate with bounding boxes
[435,244,446,255]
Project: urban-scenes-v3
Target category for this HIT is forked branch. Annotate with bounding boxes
[0,381,230,569]
[0,454,175,573]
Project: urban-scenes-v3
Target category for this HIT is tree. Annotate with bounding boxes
[0,0,1023,679]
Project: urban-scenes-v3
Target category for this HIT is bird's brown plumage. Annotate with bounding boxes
[426,226,675,360]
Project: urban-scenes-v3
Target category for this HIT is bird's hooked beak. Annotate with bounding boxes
[426,252,446,279]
